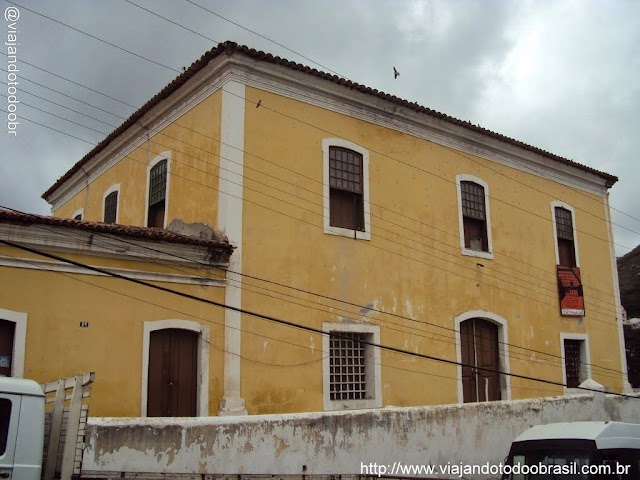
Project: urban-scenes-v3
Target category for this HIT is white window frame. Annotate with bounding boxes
[141,319,209,417]
[454,310,511,403]
[0,308,27,378]
[322,138,371,240]
[71,208,84,221]
[456,174,494,259]
[102,183,121,224]
[322,322,381,411]
[144,151,171,228]
[550,201,580,267]
[560,333,591,394]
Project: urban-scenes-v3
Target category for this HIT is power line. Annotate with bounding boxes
[3,108,622,327]
[10,3,638,248]
[0,236,634,398]
[3,205,621,381]
[183,0,346,79]
[0,59,627,307]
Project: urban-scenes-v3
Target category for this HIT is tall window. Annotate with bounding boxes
[555,206,576,267]
[460,180,489,253]
[148,159,167,228]
[329,331,368,401]
[329,146,364,232]
[561,335,590,392]
[103,191,118,224]
[323,323,380,411]
[563,339,582,388]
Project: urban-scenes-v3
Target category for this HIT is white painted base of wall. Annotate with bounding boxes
[83,393,640,479]
[218,395,248,416]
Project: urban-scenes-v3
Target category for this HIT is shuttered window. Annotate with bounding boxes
[564,339,582,388]
[461,181,488,252]
[329,331,368,401]
[555,207,576,267]
[329,147,364,231]
[148,160,167,228]
[103,191,118,224]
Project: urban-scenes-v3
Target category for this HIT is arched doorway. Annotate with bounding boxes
[460,318,501,403]
[147,328,198,417]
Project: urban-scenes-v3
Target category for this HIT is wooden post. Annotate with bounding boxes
[43,380,65,480]
[60,374,83,480]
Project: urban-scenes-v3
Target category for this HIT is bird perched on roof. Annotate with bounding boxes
[393,67,400,79]
[256,100,262,108]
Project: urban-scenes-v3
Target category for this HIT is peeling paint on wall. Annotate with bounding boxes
[83,394,640,479]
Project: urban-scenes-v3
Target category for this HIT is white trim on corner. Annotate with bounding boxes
[71,208,84,221]
[144,152,171,228]
[454,310,511,403]
[0,308,27,378]
[322,322,381,411]
[102,183,121,224]
[141,320,210,417]
[550,201,580,267]
[322,138,371,240]
[559,332,591,395]
[455,174,494,260]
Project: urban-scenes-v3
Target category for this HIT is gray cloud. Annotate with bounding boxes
[3,0,638,255]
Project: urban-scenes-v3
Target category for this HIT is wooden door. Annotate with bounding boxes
[147,329,198,417]
[460,318,501,403]
[0,321,15,377]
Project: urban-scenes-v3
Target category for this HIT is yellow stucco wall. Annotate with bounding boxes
[0,245,226,417]
[54,90,222,229]
[238,86,622,413]
[41,81,623,416]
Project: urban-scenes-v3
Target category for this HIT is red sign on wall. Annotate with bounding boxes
[557,265,585,316]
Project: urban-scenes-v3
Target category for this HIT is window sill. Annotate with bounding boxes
[461,248,493,260]
[324,397,381,411]
[324,226,371,241]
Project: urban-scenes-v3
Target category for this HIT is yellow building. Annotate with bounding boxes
[1,41,629,416]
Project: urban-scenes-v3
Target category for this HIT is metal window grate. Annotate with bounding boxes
[555,207,574,240]
[103,191,118,224]
[329,332,367,401]
[329,147,362,194]
[461,181,486,220]
[149,160,167,206]
[564,339,582,388]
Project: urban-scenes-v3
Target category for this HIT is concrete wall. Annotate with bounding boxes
[82,394,640,479]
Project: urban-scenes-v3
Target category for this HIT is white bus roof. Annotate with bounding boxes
[0,377,45,397]
[513,422,640,450]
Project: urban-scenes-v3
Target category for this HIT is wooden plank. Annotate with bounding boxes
[60,375,83,480]
[43,380,65,480]
[44,388,92,403]
[41,372,95,394]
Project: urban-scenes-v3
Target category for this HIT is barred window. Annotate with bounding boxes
[104,191,118,224]
[555,207,574,240]
[564,339,583,388]
[461,181,486,220]
[555,206,576,267]
[149,160,167,206]
[329,332,368,401]
[460,180,489,252]
[329,147,364,231]
[147,159,167,228]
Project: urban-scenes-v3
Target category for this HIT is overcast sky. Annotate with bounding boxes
[1,0,639,257]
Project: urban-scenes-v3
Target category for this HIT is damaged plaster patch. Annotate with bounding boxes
[359,302,375,316]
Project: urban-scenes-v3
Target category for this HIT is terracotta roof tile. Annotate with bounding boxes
[0,210,234,258]
[42,41,617,199]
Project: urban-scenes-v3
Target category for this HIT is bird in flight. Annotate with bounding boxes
[256,100,262,108]
[393,67,400,79]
